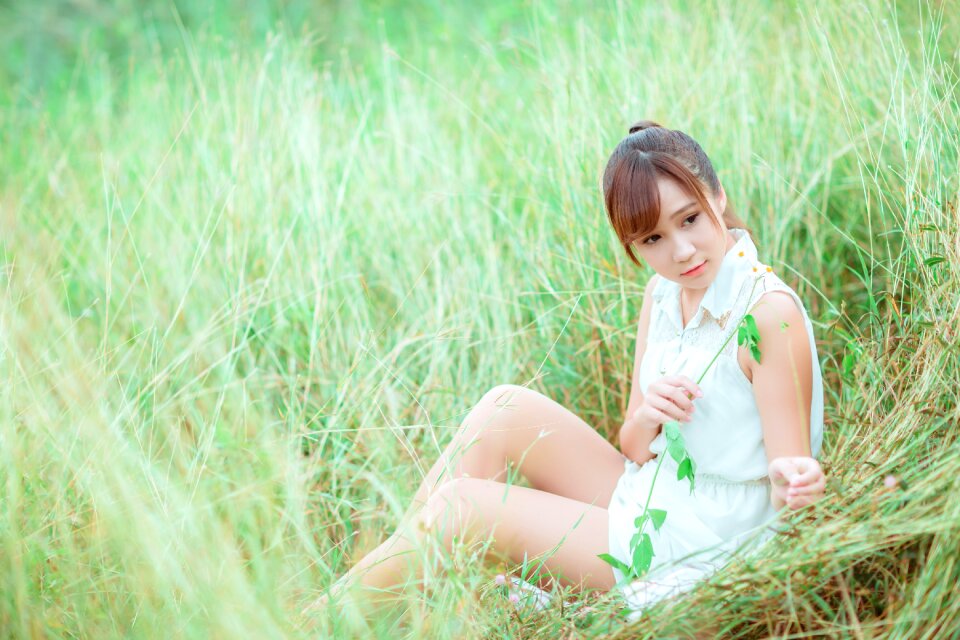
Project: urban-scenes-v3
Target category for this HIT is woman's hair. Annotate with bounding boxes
[602,120,754,267]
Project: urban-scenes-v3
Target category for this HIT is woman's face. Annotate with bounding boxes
[632,177,730,289]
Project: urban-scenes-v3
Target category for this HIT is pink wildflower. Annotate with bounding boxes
[508,593,520,604]
[884,475,898,489]
[494,574,507,586]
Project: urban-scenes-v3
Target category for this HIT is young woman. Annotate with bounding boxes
[309,120,826,617]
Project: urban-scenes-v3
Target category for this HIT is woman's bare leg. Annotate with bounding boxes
[329,478,617,599]
[406,384,625,514]
[308,384,626,611]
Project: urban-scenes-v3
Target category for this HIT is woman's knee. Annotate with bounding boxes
[479,384,525,410]
[419,478,488,547]
[462,384,526,438]
[477,384,547,427]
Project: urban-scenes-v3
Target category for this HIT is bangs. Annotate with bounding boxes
[603,151,719,267]
[605,151,662,248]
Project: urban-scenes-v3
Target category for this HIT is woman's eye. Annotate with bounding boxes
[642,213,699,245]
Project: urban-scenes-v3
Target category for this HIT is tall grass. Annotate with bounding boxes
[1,0,958,637]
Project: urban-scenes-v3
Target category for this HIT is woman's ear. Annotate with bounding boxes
[717,185,728,215]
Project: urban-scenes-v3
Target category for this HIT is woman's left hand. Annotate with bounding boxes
[768,457,825,510]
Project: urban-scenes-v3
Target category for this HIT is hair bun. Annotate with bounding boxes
[628,120,663,134]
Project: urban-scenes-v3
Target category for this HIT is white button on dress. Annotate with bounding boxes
[606,228,825,618]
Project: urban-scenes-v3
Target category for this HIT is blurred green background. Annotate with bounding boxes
[1,1,959,638]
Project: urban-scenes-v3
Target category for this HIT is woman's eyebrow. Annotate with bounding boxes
[668,202,698,220]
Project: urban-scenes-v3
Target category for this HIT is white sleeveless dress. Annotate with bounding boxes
[606,227,824,617]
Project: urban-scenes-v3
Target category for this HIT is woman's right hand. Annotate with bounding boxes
[631,375,703,430]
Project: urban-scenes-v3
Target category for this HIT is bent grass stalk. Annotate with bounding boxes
[599,275,764,583]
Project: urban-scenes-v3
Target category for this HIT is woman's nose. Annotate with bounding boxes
[673,239,696,262]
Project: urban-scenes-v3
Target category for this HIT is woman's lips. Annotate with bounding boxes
[681,261,706,276]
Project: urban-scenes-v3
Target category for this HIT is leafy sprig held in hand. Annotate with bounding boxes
[600,275,766,585]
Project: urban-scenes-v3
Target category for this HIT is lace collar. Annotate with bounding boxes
[651,228,764,331]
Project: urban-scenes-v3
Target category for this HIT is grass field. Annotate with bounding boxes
[2,0,959,637]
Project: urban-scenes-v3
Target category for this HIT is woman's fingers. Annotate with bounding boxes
[768,463,793,486]
[638,375,705,429]
[770,458,825,510]
[787,474,825,509]
[648,395,691,422]
[650,382,695,412]
[770,457,821,484]
[787,490,823,509]
[664,375,703,400]
[669,386,697,412]
[637,405,680,428]
[787,481,824,497]
[788,458,823,486]
[768,458,801,485]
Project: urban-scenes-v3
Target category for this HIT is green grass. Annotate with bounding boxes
[1,0,958,637]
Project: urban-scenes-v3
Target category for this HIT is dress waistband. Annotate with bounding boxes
[697,472,769,487]
[642,456,770,488]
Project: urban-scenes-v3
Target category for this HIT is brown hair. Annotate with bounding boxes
[602,120,754,267]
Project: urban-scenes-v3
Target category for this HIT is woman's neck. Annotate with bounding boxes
[678,230,738,322]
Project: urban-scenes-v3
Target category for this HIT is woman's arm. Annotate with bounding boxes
[619,275,660,464]
[748,291,825,510]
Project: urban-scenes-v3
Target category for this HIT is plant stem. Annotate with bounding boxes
[636,444,666,540]
[694,275,763,385]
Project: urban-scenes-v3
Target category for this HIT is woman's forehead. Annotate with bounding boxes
[656,178,700,215]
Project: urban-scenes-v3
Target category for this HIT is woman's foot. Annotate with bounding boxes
[494,574,557,612]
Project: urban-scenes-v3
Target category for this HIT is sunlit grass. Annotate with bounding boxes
[1,0,958,637]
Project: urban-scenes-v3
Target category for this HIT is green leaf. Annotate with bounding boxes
[598,553,635,577]
[664,422,682,441]
[667,436,686,463]
[738,315,763,363]
[745,314,759,339]
[677,457,696,494]
[633,512,649,530]
[924,256,946,267]
[648,509,667,531]
[742,314,762,363]
[632,533,654,575]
